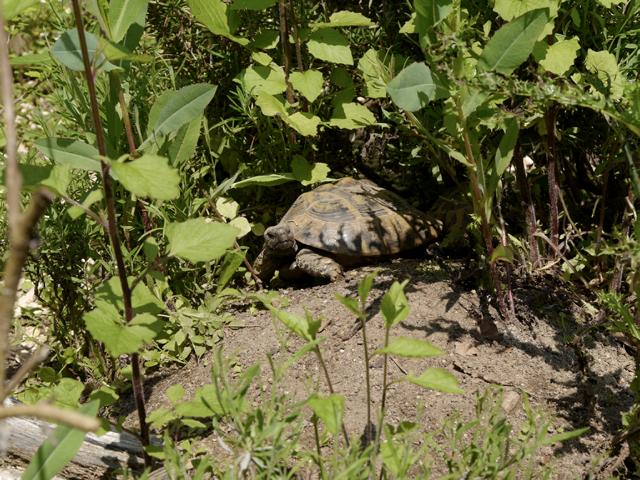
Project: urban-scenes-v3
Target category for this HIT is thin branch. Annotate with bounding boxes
[69,0,150,454]
[5,346,50,395]
[0,190,53,401]
[545,105,560,258]
[0,403,100,431]
[0,5,22,237]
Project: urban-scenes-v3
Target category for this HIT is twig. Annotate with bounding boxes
[513,142,540,266]
[69,0,150,457]
[0,403,100,431]
[0,190,53,401]
[545,105,560,258]
[5,346,50,395]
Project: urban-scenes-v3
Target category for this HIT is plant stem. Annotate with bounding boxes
[314,347,350,447]
[69,0,150,458]
[513,142,540,266]
[358,306,373,448]
[0,402,101,430]
[545,105,560,259]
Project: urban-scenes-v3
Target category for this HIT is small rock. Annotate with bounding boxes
[501,390,521,413]
[454,341,479,356]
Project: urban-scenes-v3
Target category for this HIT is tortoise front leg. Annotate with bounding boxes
[291,248,344,282]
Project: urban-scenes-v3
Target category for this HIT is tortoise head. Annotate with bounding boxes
[264,224,297,256]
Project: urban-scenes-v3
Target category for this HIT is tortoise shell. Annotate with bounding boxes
[277,177,439,257]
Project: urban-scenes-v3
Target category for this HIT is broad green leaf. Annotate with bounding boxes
[307,394,344,435]
[406,368,463,394]
[95,276,165,315]
[337,295,360,316]
[380,280,409,327]
[251,51,272,66]
[146,89,173,137]
[34,138,101,171]
[52,29,118,72]
[585,49,625,100]
[242,65,287,95]
[9,52,54,66]
[329,102,376,129]
[269,307,321,341]
[478,9,550,75]
[22,400,99,480]
[414,0,453,34]
[230,217,252,237]
[493,0,558,20]
[230,0,276,9]
[494,118,519,177]
[285,112,322,136]
[99,38,153,63]
[250,30,279,49]
[490,244,514,264]
[357,49,388,98]
[108,0,149,42]
[539,37,580,75]
[186,0,248,45]
[307,29,353,65]
[2,0,38,19]
[67,189,103,219]
[289,70,323,102]
[143,83,217,147]
[216,197,239,219]
[41,164,72,196]
[84,304,160,356]
[375,337,444,358]
[166,384,186,404]
[387,62,435,112]
[166,218,238,262]
[110,154,180,200]
[232,173,296,188]
[217,250,245,292]
[168,116,202,165]
[311,10,373,29]
[255,92,288,117]
[291,155,330,185]
[399,14,415,34]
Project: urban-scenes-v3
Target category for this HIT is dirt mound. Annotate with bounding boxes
[143,259,634,477]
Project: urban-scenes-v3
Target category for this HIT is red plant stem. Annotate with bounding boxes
[69,0,150,457]
[545,106,560,259]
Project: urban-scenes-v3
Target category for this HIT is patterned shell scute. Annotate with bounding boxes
[279,178,437,256]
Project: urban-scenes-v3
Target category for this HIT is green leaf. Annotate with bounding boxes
[251,51,272,66]
[490,244,514,264]
[539,37,580,75]
[84,304,161,356]
[22,401,99,480]
[230,0,276,9]
[542,427,589,445]
[9,52,54,66]
[268,307,321,341]
[186,0,248,45]
[108,0,149,42]
[291,155,330,185]
[478,9,550,75]
[406,368,463,394]
[95,276,165,315]
[311,10,374,29]
[285,112,322,136]
[336,295,360,316]
[255,92,288,117]
[216,197,239,219]
[357,49,388,99]
[486,117,519,199]
[493,0,558,20]
[307,394,345,435]
[585,49,625,100]
[387,62,436,112]
[375,337,444,358]
[307,29,353,65]
[242,65,287,95]
[229,216,250,237]
[40,165,72,196]
[166,384,186,404]
[2,0,38,20]
[380,280,410,327]
[110,154,180,200]
[67,189,103,220]
[249,30,279,49]
[52,29,118,72]
[329,102,376,129]
[168,116,202,165]
[143,84,217,147]
[217,250,245,292]
[414,0,453,34]
[358,270,378,305]
[166,218,238,262]
[232,173,296,188]
[289,70,324,102]
[34,138,101,171]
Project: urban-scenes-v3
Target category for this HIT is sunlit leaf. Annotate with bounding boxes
[110,154,180,200]
[108,0,149,42]
[375,337,444,358]
[289,70,324,102]
[242,65,287,95]
[232,173,296,188]
[406,368,463,394]
[166,218,238,262]
[539,37,580,75]
[308,394,345,435]
[285,112,322,136]
[52,29,118,72]
[186,0,248,45]
[311,10,374,29]
[291,155,330,185]
[329,102,376,129]
[387,62,436,112]
[34,138,101,171]
[230,0,276,9]
[307,29,353,65]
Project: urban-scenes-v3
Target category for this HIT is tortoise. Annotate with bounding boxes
[254,177,441,283]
